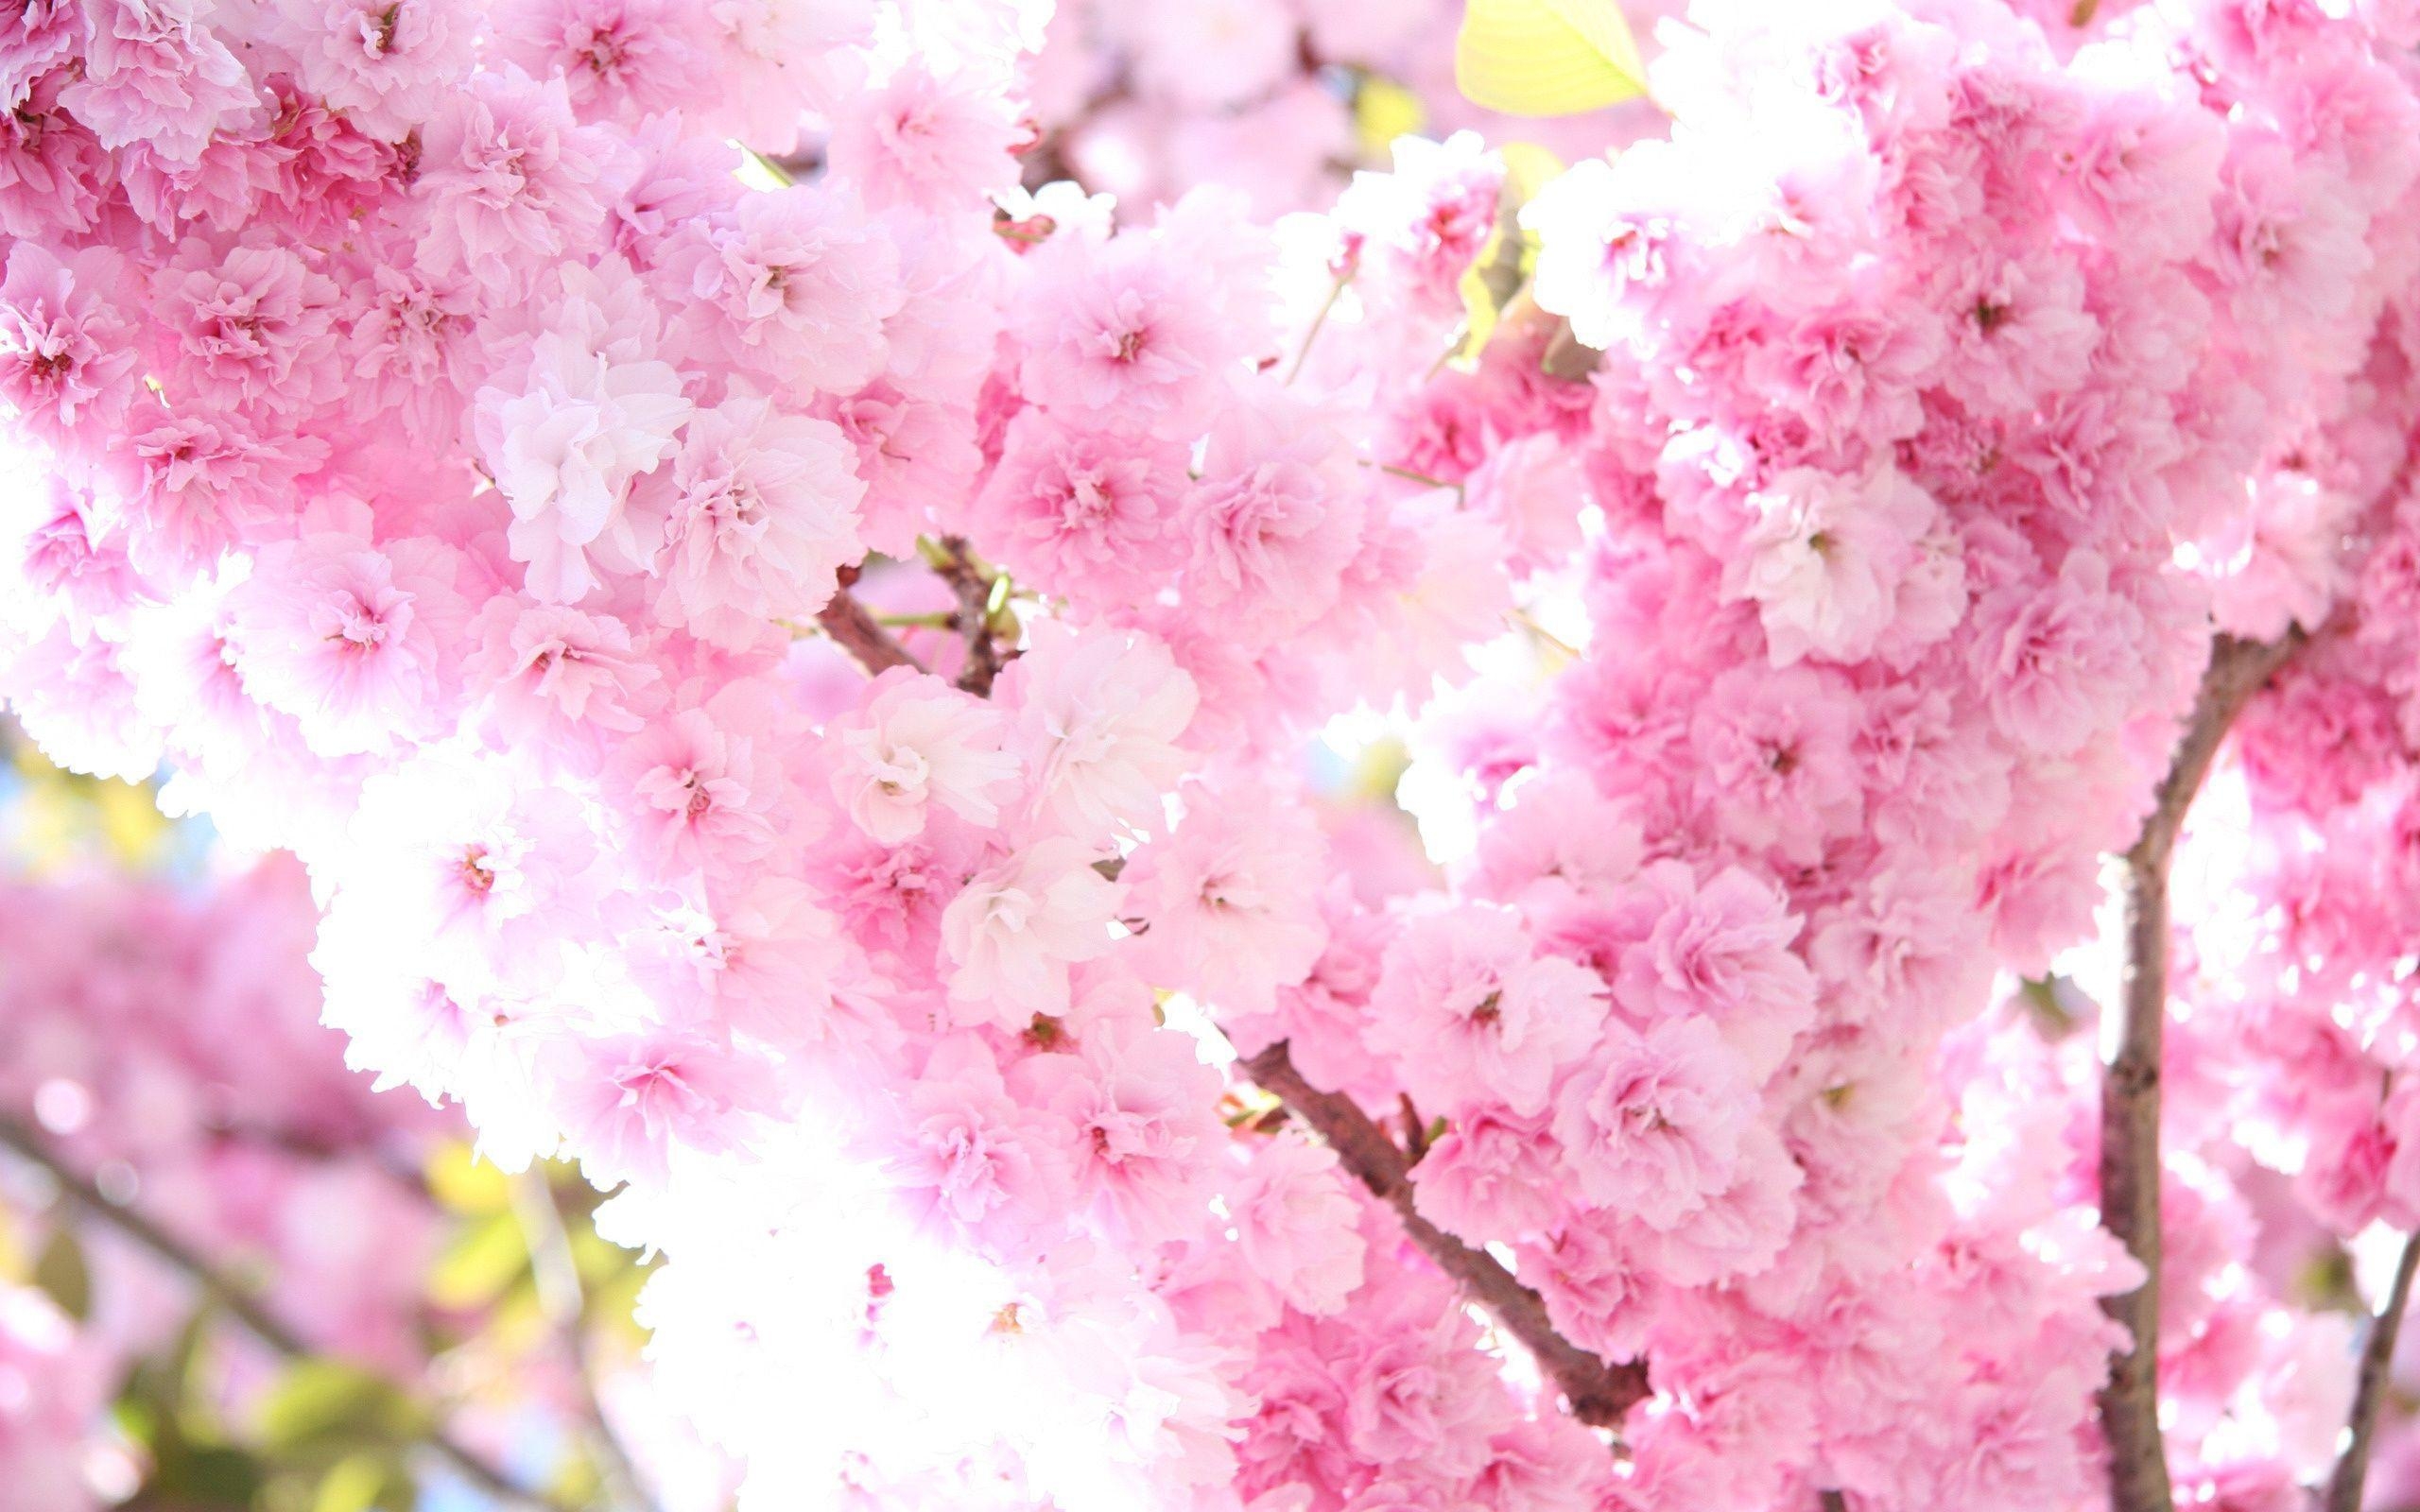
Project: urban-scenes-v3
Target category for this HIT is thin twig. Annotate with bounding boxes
[2325,1231,2420,1512]
[813,587,927,678]
[2097,631,2302,1512]
[1237,1041,1651,1426]
[1283,270,1351,387]
[0,1120,576,1512]
[512,1173,664,1512]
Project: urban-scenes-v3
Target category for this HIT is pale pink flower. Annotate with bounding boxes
[59,0,257,163]
[461,594,663,768]
[997,620,1198,846]
[266,0,473,138]
[875,1032,1076,1254]
[825,62,1022,214]
[226,530,468,758]
[154,237,342,415]
[1010,1019,1223,1237]
[609,700,783,872]
[1362,902,1604,1117]
[941,836,1121,1024]
[1723,465,1944,667]
[1126,794,1329,1015]
[1182,394,1369,644]
[548,1028,775,1188]
[1613,861,1816,1084]
[495,0,713,124]
[828,668,1019,845]
[1966,549,2148,757]
[627,390,864,644]
[1015,231,1237,440]
[0,241,140,445]
[1552,1016,1750,1228]
[1227,1137,1366,1315]
[1408,1108,1564,1245]
[973,410,1192,599]
[415,67,614,295]
[474,318,693,605]
[664,185,903,392]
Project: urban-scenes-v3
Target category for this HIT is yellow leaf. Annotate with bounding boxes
[423,1140,510,1215]
[1454,0,1646,118]
[1353,76,1427,162]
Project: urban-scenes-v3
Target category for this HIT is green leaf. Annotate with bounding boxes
[147,1441,265,1506]
[33,1227,91,1321]
[1455,0,1646,118]
[256,1360,431,1459]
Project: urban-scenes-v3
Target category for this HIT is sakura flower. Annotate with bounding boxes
[460,594,663,768]
[608,698,784,872]
[825,61,1022,214]
[337,750,603,997]
[628,389,865,644]
[153,238,342,415]
[941,836,1121,1024]
[0,241,140,445]
[875,1033,1076,1254]
[546,1028,776,1189]
[495,0,713,124]
[973,410,1193,601]
[266,0,473,138]
[226,529,468,758]
[1015,229,1238,440]
[473,321,693,604]
[1226,1137,1366,1315]
[1125,793,1329,1015]
[828,668,1019,845]
[415,67,614,295]
[1612,861,1817,1084]
[996,621,1198,846]
[1361,902,1603,1117]
[1552,1016,1751,1228]
[1723,465,1944,667]
[1182,394,1369,644]
[1966,549,2148,757]
[665,185,903,392]
[1011,1020,1224,1238]
[59,0,257,162]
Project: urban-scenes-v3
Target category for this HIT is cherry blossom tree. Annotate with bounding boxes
[8,0,2420,1508]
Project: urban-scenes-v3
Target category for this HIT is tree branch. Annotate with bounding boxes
[2098,631,2302,1512]
[925,536,1009,696]
[1237,1041,1651,1427]
[0,1120,578,1512]
[2325,1230,2420,1512]
[512,1173,665,1512]
[813,588,927,678]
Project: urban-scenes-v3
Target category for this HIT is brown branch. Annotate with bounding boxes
[2097,631,2302,1512]
[2326,1230,2420,1512]
[813,585,926,678]
[1819,1492,1849,1512]
[0,1120,579,1512]
[926,536,1009,696]
[1238,1041,1651,1426]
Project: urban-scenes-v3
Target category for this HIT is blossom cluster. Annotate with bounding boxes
[0,852,517,1508]
[7,0,2420,1506]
